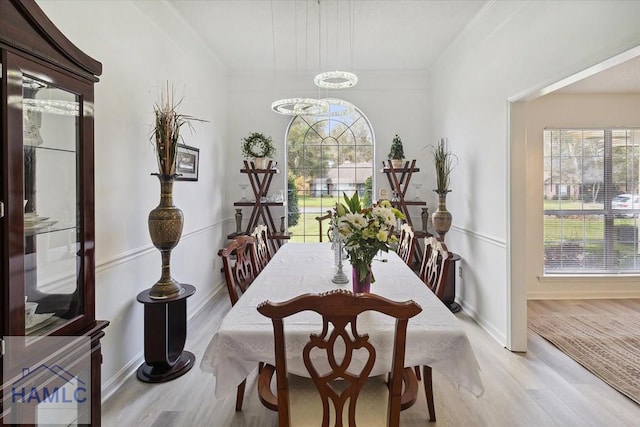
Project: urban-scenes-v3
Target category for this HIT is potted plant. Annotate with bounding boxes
[430,137,457,241]
[242,132,276,169]
[388,134,405,168]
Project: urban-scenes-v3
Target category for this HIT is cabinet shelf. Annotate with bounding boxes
[27,145,76,154]
[24,221,76,235]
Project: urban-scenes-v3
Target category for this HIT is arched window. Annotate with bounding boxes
[286,105,375,242]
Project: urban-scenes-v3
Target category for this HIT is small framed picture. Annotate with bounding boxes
[176,145,199,181]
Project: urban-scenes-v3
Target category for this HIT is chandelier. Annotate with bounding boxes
[271,98,329,116]
[321,98,354,116]
[314,0,357,90]
[314,71,357,89]
[271,0,357,117]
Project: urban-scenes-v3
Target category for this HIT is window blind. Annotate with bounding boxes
[543,129,640,274]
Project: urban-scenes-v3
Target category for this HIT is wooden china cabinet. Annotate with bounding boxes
[0,0,108,425]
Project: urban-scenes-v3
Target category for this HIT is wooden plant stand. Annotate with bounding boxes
[232,160,290,247]
[382,159,429,265]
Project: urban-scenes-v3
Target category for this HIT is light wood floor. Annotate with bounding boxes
[102,296,640,426]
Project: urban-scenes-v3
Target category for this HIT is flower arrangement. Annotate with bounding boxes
[335,192,404,284]
[150,82,204,175]
[241,132,276,158]
[431,137,457,193]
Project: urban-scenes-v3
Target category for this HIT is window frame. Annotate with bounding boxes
[284,105,376,242]
[543,128,640,275]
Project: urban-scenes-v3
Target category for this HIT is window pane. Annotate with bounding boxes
[543,129,640,274]
[287,105,374,242]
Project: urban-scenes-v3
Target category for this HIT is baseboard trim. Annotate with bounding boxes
[101,283,225,403]
[528,289,640,300]
[101,351,144,404]
[459,299,507,347]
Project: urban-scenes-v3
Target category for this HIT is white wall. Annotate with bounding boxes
[516,93,640,299]
[36,1,230,398]
[428,0,640,350]
[35,0,431,401]
[227,70,431,229]
[35,0,640,399]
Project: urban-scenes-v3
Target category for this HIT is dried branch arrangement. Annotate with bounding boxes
[151,82,205,175]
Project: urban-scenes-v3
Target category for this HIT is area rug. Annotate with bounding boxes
[528,314,640,404]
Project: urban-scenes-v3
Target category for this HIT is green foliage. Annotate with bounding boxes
[388,134,405,160]
[432,137,457,193]
[242,132,275,158]
[362,176,373,207]
[342,191,362,214]
[287,175,300,227]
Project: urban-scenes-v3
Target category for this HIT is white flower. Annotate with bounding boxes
[344,213,367,230]
[345,241,360,252]
[372,206,396,226]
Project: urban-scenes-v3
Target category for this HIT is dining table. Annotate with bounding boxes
[200,242,484,399]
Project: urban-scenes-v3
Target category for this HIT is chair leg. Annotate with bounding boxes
[235,379,246,412]
[422,366,436,422]
[414,365,421,381]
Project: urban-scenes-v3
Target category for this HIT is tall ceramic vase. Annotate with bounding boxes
[148,174,184,299]
[432,190,452,242]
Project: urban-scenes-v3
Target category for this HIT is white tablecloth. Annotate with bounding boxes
[200,243,484,398]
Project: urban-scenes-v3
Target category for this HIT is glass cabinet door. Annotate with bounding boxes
[22,75,82,336]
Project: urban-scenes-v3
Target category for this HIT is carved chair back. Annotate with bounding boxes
[397,223,415,267]
[251,224,272,273]
[218,235,258,306]
[257,289,422,427]
[418,236,452,300]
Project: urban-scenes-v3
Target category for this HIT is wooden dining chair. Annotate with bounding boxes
[397,223,415,268]
[219,235,258,306]
[257,289,422,427]
[251,224,272,273]
[414,235,453,421]
[315,209,333,242]
[418,236,452,301]
[218,234,259,411]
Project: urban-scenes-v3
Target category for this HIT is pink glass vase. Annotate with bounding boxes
[352,266,372,293]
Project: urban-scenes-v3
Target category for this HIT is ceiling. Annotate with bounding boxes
[165,0,639,93]
[166,0,487,73]
[556,55,640,94]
